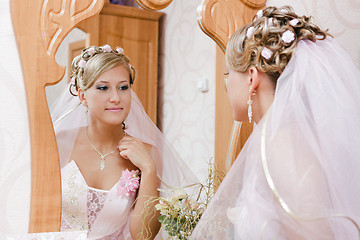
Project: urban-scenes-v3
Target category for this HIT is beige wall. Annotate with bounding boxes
[158,1,216,182]
[0,0,31,233]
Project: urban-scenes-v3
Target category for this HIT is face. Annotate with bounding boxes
[80,65,131,126]
[225,65,250,122]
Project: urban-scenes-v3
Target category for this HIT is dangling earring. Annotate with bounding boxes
[247,89,256,123]
[122,122,126,130]
[85,107,89,125]
[82,101,89,124]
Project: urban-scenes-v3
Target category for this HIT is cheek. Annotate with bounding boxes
[122,92,132,110]
[226,77,247,121]
[226,77,240,108]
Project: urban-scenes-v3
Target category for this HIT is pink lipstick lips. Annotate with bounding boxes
[106,107,123,112]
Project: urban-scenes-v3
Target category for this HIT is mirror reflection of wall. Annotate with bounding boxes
[45,28,86,109]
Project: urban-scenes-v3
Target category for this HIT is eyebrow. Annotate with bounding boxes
[97,80,129,84]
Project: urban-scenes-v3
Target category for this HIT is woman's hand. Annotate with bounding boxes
[119,135,161,239]
[118,135,156,173]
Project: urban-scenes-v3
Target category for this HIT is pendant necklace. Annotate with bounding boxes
[85,127,118,171]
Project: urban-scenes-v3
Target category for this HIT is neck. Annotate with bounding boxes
[252,88,275,124]
[86,121,125,152]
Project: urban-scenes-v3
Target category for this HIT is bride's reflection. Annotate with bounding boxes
[46,37,200,238]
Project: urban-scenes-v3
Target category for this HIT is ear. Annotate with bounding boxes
[78,89,87,107]
[248,67,260,93]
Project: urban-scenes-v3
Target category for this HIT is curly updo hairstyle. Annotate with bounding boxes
[69,45,136,96]
[226,6,331,82]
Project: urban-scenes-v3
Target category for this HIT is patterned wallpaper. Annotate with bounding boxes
[158,1,216,183]
[1,0,359,234]
[267,0,360,69]
[0,0,31,234]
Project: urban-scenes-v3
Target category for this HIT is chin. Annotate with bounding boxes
[233,113,247,122]
[104,118,126,127]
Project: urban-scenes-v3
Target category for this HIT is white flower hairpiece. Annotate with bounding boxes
[261,47,272,60]
[116,47,124,54]
[79,59,86,68]
[70,76,76,85]
[102,44,112,53]
[88,47,95,55]
[268,17,274,27]
[289,18,299,26]
[281,30,295,43]
[246,26,255,39]
[256,9,263,18]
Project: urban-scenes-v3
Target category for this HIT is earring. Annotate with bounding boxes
[247,89,256,123]
[85,106,89,125]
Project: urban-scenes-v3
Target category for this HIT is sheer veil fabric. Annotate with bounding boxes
[51,88,200,238]
[191,39,360,239]
[51,88,199,193]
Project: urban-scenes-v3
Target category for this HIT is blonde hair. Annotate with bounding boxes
[226,6,331,81]
[70,45,135,95]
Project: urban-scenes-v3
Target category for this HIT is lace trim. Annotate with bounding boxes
[87,189,108,231]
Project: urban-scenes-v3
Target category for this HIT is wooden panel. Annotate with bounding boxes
[214,46,233,175]
[78,15,101,46]
[10,0,104,233]
[197,0,266,176]
[99,11,160,123]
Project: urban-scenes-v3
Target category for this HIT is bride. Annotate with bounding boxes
[51,45,198,239]
[192,6,360,239]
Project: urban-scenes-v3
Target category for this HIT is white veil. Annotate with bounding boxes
[50,86,200,196]
[191,39,360,239]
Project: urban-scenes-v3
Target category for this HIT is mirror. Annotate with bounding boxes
[43,0,164,235]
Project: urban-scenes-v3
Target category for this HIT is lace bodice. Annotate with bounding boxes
[61,161,136,239]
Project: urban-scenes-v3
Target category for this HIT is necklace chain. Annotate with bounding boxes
[85,127,118,171]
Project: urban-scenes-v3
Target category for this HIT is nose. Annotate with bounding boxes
[109,89,121,103]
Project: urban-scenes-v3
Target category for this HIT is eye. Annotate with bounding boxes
[96,85,108,90]
[119,85,129,90]
[224,72,229,76]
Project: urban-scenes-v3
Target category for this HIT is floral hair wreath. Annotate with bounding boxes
[246,8,297,61]
[69,44,134,96]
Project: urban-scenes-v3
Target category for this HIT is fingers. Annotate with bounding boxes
[118,136,144,150]
[119,135,135,143]
[118,136,146,160]
[119,149,129,159]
